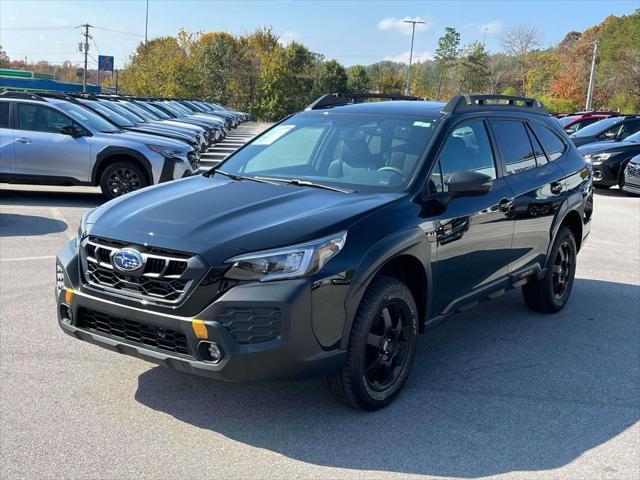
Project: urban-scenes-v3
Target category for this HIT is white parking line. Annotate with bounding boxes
[49,207,74,240]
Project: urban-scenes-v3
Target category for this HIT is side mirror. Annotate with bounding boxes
[603,131,616,140]
[447,170,493,195]
[60,125,83,138]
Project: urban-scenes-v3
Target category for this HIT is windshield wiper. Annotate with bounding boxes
[205,167,278,185]
[255,176,353,193]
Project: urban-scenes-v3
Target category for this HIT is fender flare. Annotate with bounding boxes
[340,227,433,349]
[546,191,585,260]
[92,147,154,185]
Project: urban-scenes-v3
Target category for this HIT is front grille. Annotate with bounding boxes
[81,236,206,305]
[219,307,282,344]
[187,150,199,170]
[77,308,193,357]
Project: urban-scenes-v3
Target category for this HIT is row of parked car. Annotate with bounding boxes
[0,90,249,198]
[554,110,640,195]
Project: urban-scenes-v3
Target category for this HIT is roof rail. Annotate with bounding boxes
[0,90,47,102]
[306,92,420,110]
[442,94,549,115]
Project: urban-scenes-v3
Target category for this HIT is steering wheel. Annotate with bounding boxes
[377,166,408,178]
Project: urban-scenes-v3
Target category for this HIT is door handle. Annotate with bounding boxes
[498,197,514,213]
[16,137,31,144]
[550,181,563,195]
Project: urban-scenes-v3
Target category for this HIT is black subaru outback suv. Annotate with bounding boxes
[56,93,593,410]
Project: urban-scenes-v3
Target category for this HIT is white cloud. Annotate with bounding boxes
[384,50,434,64]
[378,16,431,35]
[279,30,302,46]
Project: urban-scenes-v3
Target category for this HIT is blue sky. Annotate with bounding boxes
[0,0,637,69]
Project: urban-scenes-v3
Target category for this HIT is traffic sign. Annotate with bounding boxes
[98,55,114,72]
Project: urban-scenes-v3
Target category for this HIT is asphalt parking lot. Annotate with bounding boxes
[1,166,639,477]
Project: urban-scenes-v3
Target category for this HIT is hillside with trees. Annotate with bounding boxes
[1,10,638,120]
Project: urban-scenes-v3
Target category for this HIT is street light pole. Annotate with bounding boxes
[145,0,149,44]
[585,39,599,111]
[403,19,425,95]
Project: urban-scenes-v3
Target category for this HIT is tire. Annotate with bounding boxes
[522,227,577,313]
[99,161,149,199]
[593,184,609,190]
[618,168,626,190]
[327,275,418,411]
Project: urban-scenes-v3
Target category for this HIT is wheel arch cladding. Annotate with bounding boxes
[342,228,432,349]
[560,210,583,252]
[93,147,153,186]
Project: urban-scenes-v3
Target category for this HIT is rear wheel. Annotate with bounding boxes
[100,161,148,199]
[327,276,418,410]
[522,227,577,313]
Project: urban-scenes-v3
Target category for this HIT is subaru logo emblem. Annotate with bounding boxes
[112,248,144,272]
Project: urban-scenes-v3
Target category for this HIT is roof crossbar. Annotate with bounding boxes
[442,94,549,115]
[306,92,420,110]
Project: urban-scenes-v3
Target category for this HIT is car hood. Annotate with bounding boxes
[578,141,640,155]
[114,130,189,151]
[85,175,399,260]
[114,130,191,147]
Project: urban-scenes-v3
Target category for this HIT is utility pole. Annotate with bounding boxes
[585,39,599,111]
[79,23,92,93]
[403,19,425,95]
[145,0,149,44]
[483,26,488,46]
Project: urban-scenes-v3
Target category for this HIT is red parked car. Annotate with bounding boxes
[558,111,621,134]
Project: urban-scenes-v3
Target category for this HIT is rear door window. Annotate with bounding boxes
[490,120,537,175]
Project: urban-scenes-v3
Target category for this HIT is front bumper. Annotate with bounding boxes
[623,173,640,194]
[591,162,618,186]
[55,241,347,382]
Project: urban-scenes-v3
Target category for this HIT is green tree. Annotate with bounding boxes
[312,59,348,97]
[120,36,193,97]
[434,27,461,99]
[459,42,489,93]
[0,45,10,68]
[347,65,370,92]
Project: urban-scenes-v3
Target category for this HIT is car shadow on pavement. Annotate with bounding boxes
[0,213,68,237]
[135,278,640,477]
[0,189,104,208]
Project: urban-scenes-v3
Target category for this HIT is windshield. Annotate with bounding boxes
[56,102,121,133]
[558,116,579,127]
[79,100,134,127]
[168,101,193,115]
[98,101,144,123]
[624,131,640,143]
[571,117,623,137]
[158,102,184,117]
[118,101,159,121]
[220,112,439,192]
[140,102,171,119]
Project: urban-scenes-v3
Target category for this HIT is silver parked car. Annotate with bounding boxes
[622,153,640,196]
[0,91,199,198]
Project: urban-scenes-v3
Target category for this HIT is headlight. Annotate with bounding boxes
[589,152,620,165]
[225,231,347,282]
[147,144,185,158]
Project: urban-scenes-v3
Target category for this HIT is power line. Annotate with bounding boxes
[0,26,75,31]
[93,25,144,37]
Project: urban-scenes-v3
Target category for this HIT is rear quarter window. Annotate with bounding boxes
[531,123,566,161]
[0,102,9,128]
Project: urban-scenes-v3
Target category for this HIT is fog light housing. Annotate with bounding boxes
[198,341,224,364]
[59,304,73,325]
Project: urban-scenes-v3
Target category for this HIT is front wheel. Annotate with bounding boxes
[522,227,577,313]
[100,161,149,199]
[327,276,418,411]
